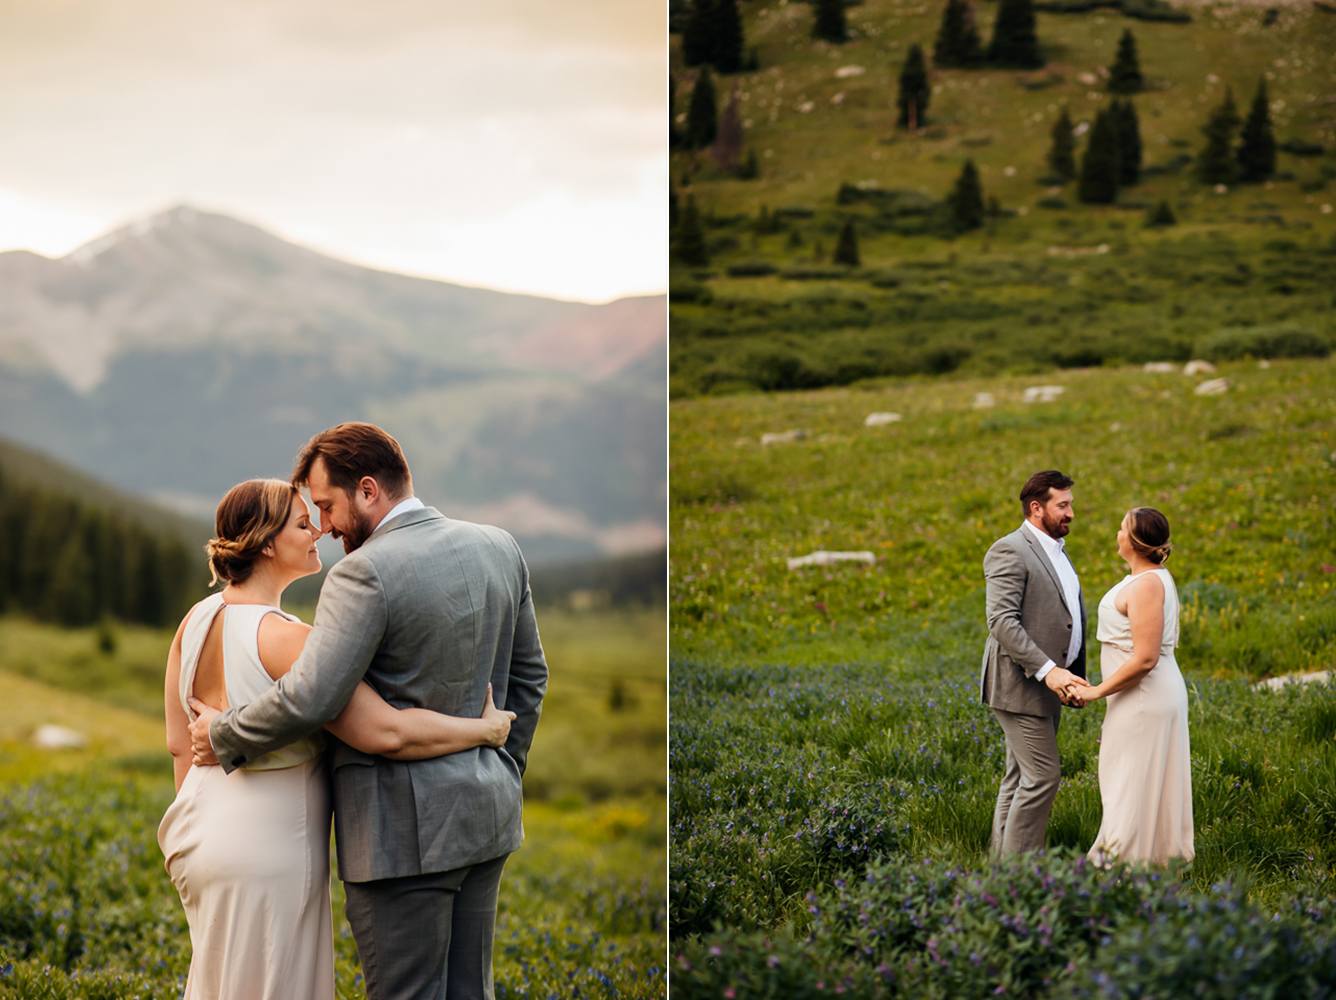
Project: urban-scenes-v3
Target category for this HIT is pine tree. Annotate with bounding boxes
[987,0,1043,70]
[813,0,847,43]
[674,195,709,266]
[683,0,715,66]
[1047,107,1077,180]
[670,74,681,150]
[1113,98,1142,185]
[1237,78,1276,182]
[934,0,982,68]
[1198,87,1241,185]
[670,186,680,228]
[1078,107,1121,203]
[897,44,931,130]
[949,159,986,231]
[712,0,745,74]
[686,68,719,150]
[712,86,744,171]
[1108,29,1143,95]
[1146,200,1177,227]
[833,219,860,266]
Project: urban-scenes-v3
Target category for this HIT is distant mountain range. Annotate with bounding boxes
[0,207,665,563]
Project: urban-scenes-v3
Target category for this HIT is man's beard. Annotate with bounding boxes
[1042,510,1071,539]
[339,507,375,553]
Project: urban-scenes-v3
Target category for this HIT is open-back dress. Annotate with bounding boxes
[158,593,334,999]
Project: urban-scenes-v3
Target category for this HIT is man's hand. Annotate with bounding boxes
[187,697,222,767]
[1044,667,1089,707]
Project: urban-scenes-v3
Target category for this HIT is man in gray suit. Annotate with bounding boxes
[981,470,1089,855]
[189,422,547,1000]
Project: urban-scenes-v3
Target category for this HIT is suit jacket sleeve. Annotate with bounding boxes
[209,553,388,773]
[501,548,547,776]
[984,539,1052,679]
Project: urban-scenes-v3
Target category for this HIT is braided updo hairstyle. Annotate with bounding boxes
[206,479,299,586]
[1125,507,1173,564]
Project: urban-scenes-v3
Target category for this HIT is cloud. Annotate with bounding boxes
[0,0,665,301]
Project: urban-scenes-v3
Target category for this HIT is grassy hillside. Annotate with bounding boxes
[670,354,1335,668]
[668,359,1336,997]
[0,679,665,998]
[670,0,1336,394]
[0,603,666,997]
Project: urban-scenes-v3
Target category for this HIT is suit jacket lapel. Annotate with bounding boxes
[1018,526,1072,618]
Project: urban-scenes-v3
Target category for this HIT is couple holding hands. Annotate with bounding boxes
[981,470,1193,866]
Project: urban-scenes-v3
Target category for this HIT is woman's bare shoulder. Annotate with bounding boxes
[256,614,313,676]
[1129,571,1165,601]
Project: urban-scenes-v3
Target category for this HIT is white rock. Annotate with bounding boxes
[1183,360,1217,375]
[1258,359,1271,369]
[1143,362,1177,373]
[1022,385,1066,403]
[864,412,902,427]
[1254,670,1331,692]
[973,392,995,409]
[33,724,86,749]
[761,429,808,446]
[835,65,866,78]
[1194,378,1231,396]
[786,550,876,570]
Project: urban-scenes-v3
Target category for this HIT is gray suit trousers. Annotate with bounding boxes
[343,854,509,1000]
[991,709,1062,856]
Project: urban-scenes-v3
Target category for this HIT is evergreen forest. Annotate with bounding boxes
[669,0,1335,397]
[0,452,203,628]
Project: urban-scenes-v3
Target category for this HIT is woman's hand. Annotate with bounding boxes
[481,683,517,748]
[1070,683,1103,707]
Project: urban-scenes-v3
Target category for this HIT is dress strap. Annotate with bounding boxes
[177,593,227,721]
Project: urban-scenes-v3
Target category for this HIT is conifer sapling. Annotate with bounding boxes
[1108,30,1144,95]
[1048,107,1077,180]
[897,44,931,130]
[686,68,719,150]
[833,219,861,266]
[949,159,986,230]
[1237,78,1276,182]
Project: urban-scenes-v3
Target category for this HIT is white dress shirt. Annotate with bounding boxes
[1021,519,1083,681]
[377,495,425,532]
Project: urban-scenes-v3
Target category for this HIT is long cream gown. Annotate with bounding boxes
[1088,567,1194,865]
[158,593,335,999]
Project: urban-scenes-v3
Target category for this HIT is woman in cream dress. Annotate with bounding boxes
[159,479,517,999]
[1072,507,1193,865]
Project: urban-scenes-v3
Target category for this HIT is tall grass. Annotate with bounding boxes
[670,360,1336,993]
[0,604,666,998]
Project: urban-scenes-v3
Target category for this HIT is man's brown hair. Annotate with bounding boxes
[1019,470,1074,517]
[292,422,413,499]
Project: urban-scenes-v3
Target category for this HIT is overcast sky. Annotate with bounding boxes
[0,0,665,302]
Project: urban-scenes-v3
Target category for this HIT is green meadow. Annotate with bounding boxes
[0,605,666,998]
[669,358,1336,996]
[670,0,1336,395]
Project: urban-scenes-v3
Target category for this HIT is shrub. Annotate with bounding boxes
[1195,323,1330,362]
[801,784,910,873]
[726,260,778,277]
[670,279,714,304]
[1076,880,1336,998]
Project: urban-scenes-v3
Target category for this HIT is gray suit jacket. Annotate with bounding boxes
[208,507,548,883]
[979,525,1086,717]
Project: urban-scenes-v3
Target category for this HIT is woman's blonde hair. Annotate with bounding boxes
[206,479,299,586]
[1124,506,1173,564]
